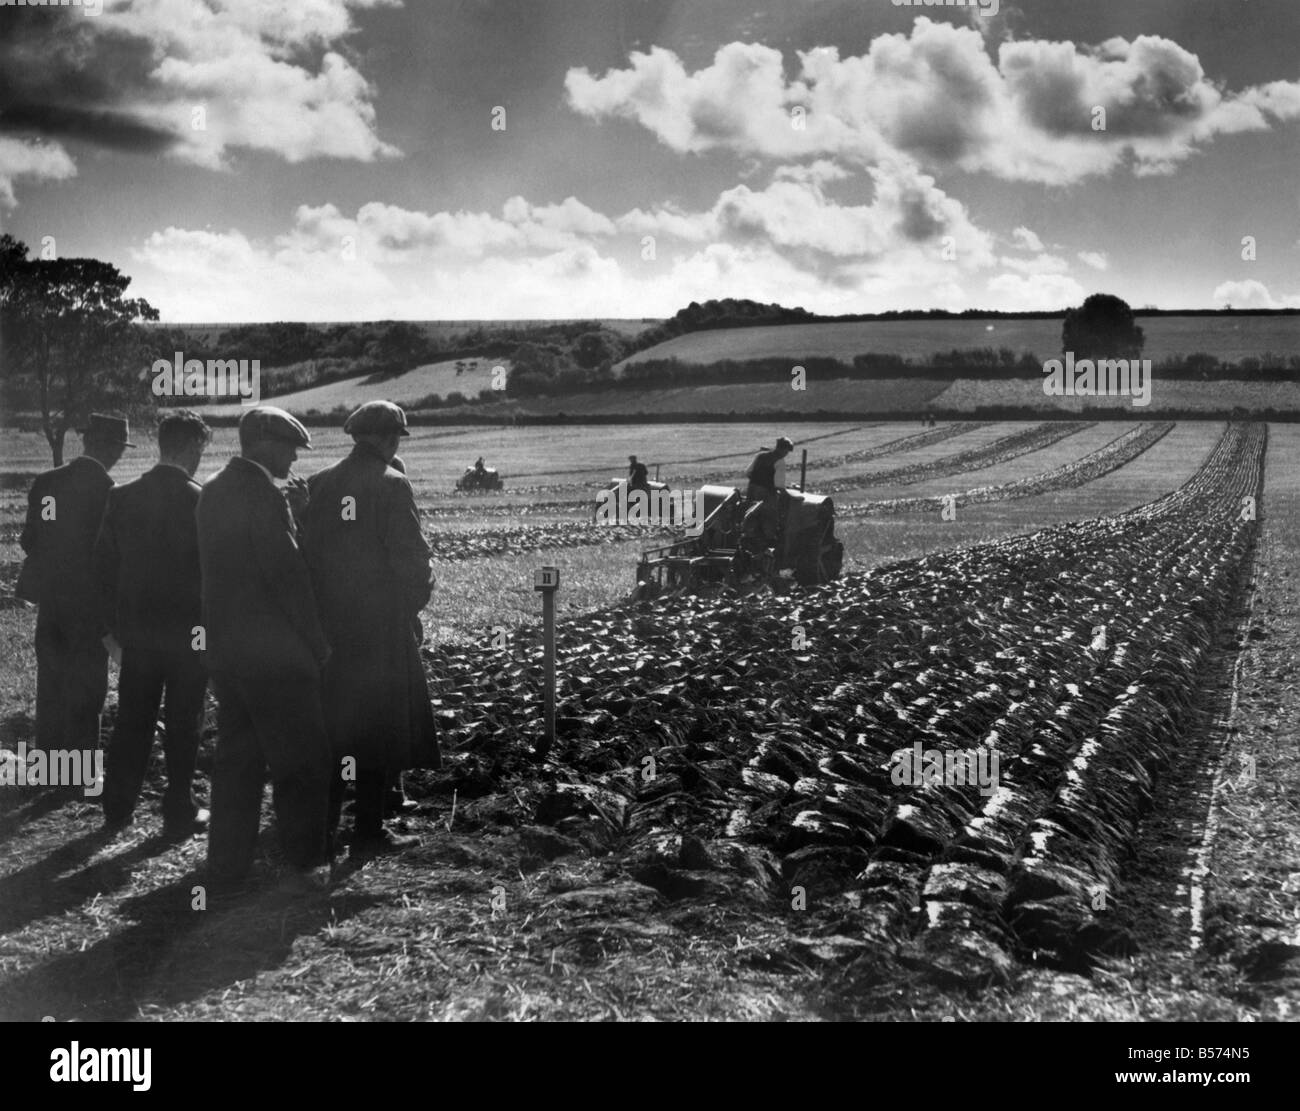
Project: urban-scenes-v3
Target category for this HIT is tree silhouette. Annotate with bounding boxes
[1061,293,1145,360]
[1,235,159,464]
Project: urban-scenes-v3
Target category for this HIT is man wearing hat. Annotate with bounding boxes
[627,455,649,493]
[302,401,440,855]
[20,414,132,757]
[197,405,333,892]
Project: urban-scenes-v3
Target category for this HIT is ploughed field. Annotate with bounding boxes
[0,418,1294,1020]
[426,424,1265,972]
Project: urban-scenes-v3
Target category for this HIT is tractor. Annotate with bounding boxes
[633,483,844,597]
[455,465,504,492]
[592,477,676,524]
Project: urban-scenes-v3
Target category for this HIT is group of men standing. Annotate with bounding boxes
[19,400,439,895]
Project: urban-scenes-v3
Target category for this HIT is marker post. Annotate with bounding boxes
[533,566,560,759]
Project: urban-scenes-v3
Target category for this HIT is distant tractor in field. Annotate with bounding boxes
[455,456,504,492]
[592,455,673,523]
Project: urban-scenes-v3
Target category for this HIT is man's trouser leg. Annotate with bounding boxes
[160,653,207,825]
[741,486,777,548]
[209,674,331,878]
[35,610,107,757]
[102,648,166,825]
[67,621,108,754]
[208,675,266,883]
[260,677,331,869]
[354,769,388,840]
[34,609,63,754]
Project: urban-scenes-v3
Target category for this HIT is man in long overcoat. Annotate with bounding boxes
[302,401,439,855]
[20,414,132,757]
[197,406,333,892]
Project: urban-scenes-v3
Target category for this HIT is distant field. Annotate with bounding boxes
[448,377,950,419]
[929,377,1300,412]
[409,375,1287,420]
[619,315,1300,368]
[210,356,510,415]
[217,375,952,420]
[159,318,659,347]
[202,371,1291,422]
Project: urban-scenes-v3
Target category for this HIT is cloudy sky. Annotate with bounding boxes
[1,0,1297,321]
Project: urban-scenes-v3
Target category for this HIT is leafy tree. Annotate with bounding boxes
[574,330,625,369]
[1,234,160,464]
[506,342,561,396]
[1061,293,1145,360]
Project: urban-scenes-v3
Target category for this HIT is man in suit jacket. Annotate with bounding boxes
[302,401,439,856]
[21,414,132,757]
[197,406,332,892]
[95,410,212,838]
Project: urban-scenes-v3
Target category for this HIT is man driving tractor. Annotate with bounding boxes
[742,436,793,550]
[628,455,649,492]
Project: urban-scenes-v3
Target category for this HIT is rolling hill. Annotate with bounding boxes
[619,315,1300,369]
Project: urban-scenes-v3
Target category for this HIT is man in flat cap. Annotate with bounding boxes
[742,435,794,551]
[302,401,440,856]
[95,410,212,838]
[197,405,333,892]
[20,413,132,759]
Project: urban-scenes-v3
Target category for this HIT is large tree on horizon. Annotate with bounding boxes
[1,234,160,465]
[1062,293,1146,361]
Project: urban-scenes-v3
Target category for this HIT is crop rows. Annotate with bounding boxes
[668,421,990,488]
[418,420,1096,555]
[820,421,1091,494]
[417,422,991,511]
[840,421,1174,518]
[425,422,1263,970]
[426,520,676,562]
[502,424,882,495]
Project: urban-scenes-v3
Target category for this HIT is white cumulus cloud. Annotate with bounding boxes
[565,21,1300,185]
[0,137,76,207]
[1211,280,1300,310]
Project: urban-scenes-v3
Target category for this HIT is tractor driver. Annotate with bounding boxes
[742,436,793,550]
[628,455,649,492]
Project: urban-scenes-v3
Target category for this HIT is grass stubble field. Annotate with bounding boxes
[0,418,1296,1021]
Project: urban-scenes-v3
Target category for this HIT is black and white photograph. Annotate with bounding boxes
[0,0,1297,1057]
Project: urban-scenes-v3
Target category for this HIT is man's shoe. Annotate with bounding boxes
[101,813,134,836]
[384,788,419,815]
[207,868,258,900]
[162,807,211,841]
[277,864,332,895]
[350,829,420,857]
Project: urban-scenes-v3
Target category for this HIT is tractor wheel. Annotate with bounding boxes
[631,579,659,603]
